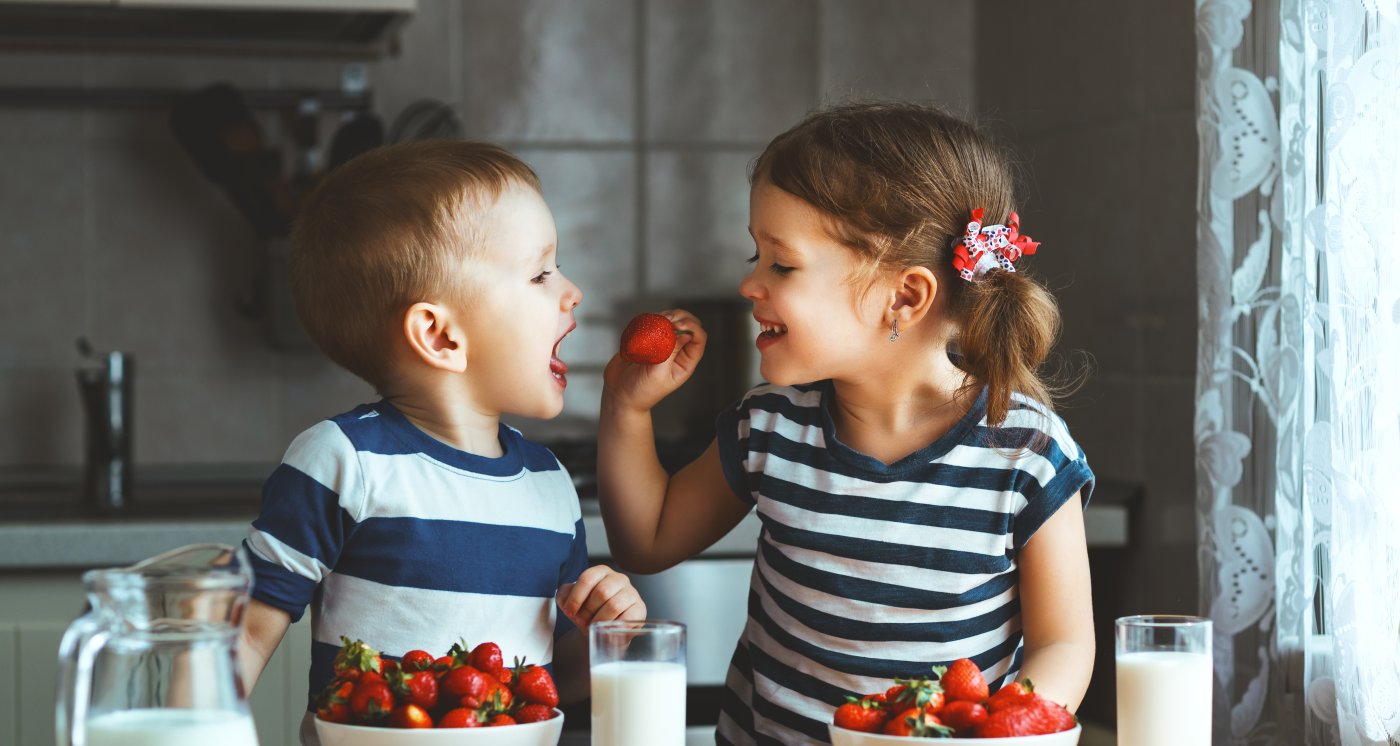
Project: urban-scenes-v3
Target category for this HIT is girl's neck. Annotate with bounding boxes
[827,345,975,465]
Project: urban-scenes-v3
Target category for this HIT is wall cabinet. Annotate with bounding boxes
[0,572,310,746]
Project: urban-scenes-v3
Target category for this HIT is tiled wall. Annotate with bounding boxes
[0,0,974,466]
[977,2,1200,611]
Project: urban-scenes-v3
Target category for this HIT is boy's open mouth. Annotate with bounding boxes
[550,324,574,380]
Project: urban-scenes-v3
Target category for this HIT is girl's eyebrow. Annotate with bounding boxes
[749,229,792,250]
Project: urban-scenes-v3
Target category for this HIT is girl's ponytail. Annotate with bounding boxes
[955,269,1061,427]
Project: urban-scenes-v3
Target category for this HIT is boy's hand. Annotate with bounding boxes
[556,565,647,629]
[603,309,706,412]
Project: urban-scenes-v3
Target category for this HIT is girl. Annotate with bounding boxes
[593,102,1095,745]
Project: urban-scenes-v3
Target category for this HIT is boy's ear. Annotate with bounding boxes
[888,266,938,328]
[402,301,468,372]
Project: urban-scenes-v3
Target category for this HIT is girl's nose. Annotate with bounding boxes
[738,269,761,300]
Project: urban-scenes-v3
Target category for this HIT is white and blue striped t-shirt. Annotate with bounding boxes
[714,381,1093,746]
[243,401,588,711]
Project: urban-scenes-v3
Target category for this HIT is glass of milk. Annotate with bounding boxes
[590,620,686,746]
[1115,615,1212,746]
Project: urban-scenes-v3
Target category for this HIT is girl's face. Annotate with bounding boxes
[740,181,889,386]
[463,183,583,419]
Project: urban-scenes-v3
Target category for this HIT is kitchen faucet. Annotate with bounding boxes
[76,338,133,510]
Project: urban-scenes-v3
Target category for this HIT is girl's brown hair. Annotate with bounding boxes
[290,139,542,390]
[751,102,1063,426]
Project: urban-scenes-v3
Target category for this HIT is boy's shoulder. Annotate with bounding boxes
[501,424,570,474]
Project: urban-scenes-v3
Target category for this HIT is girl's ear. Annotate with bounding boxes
[402,301,468,372]
[888,266,939,328]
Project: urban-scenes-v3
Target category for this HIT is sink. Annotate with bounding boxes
[0,464,268,524]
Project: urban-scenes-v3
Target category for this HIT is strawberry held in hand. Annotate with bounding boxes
[619,312,679,364]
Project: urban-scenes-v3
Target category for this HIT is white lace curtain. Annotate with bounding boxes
[1196,1,1400,744]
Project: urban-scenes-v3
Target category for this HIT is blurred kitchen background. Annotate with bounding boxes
[0,1,1195,744]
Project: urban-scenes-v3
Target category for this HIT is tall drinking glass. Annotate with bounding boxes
[1115,615,1212,746]
[590,620,686,746]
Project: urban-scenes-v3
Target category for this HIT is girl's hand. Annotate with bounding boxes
[602,309,706,412]
[556,565,647,628]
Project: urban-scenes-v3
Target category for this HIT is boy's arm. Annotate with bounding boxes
[1014,491,1095,711]
[551,628,590,704]
[238,598,292,691]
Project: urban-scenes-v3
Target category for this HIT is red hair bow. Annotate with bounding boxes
[951,208,1040,281]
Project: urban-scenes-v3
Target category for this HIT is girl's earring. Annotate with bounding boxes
[889,319,900,342]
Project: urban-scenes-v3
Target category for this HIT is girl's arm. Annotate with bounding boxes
[1014,491,1095,711]
[597,309,751,574]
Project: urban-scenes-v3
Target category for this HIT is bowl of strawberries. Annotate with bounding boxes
[313,637,565,746]
[828,658,1080,745]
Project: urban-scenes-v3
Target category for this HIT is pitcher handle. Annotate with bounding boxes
[55,612,109,746]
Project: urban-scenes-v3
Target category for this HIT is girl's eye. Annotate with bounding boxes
[531,270,553,284]
[769,263,793,276]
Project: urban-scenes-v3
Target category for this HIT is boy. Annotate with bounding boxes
[237,140,644,742]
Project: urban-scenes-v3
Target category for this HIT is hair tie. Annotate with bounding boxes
[951,208,1040,281]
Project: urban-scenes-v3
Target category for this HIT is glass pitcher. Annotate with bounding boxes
[56,543,260,746]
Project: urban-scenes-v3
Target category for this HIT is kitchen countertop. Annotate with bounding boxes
[0,465,1136,570]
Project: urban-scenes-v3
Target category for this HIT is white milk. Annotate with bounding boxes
[1116,651,1212,746]
[85,708,259,746]
[591,661,687,746]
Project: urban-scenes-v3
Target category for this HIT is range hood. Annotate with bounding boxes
[0,0,415,58]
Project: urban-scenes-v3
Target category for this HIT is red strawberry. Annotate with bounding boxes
[468,642,505,678]
[315,678,354,723]
[975,696,1077,737]
[833,699,889,733]
[881,707,953,737]
[515,703,556,723]
[331,636,382,681]
[937,658,989,702]
[390,668,439,709]
[400,649,435,672]
[437,707,483,728]
[496,667,513,686]
[487,714,517,726]
[619,313,678,364]
[986,679,1035,712]
[441,665,493,707]
[939,699,989,734]
[349,677,394,722]
[387,703,434,729]
[513,664,560,708]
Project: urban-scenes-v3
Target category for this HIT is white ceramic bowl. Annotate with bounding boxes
[829,723,1081,746]
[315,710,565,746]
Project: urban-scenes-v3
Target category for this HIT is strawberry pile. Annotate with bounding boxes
[316,636,560,729]
[831,658,1076,739]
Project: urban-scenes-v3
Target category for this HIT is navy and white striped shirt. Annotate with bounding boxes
[243,401,588,712]
[714,381,1093,745]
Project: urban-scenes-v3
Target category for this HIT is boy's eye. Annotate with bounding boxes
[531,270,553,284]
[747,252,759,264]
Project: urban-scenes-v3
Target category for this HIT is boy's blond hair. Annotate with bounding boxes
[290,139,542,389]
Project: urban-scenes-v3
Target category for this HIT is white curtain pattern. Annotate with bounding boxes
[1196,1,1400,744]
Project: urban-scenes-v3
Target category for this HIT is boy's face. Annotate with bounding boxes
[740,180,890,386]
[462,183,582,420]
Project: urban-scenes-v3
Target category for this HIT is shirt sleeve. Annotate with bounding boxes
[1012,425,1095,549]
[552,517,590,640]
[714,394,759,505]
[244,422,363,622]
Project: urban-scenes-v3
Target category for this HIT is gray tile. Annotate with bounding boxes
[459,0,635,142]
[85,53,273,90]
[0,372,82,467]
[0,52,84,86]
[518,149,638,366]
[646,0,818,143]
[88,118,277,374]
[1018,124,1144,377]
[278,357,377,447]
[976,0,1145,138]
[1141,0,1196,114]
[644,149,756,297]
[372,0,458,131]
[0,132,88,372]
[820,0,974,111]
[135,369,282,463]
[1139,378,1196,516]
[1059,374,1138,483]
